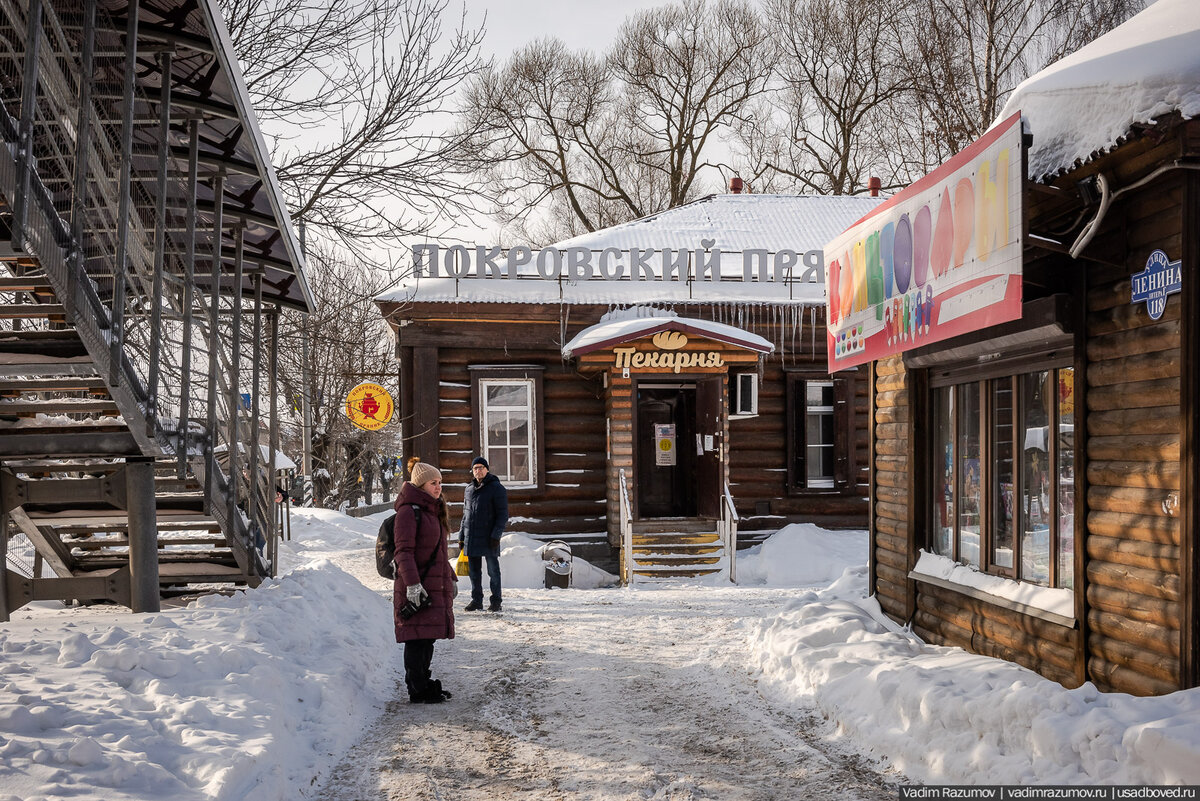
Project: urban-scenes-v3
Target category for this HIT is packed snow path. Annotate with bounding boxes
[315,587,901,800]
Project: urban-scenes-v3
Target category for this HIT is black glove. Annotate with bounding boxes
[490,538,501,551]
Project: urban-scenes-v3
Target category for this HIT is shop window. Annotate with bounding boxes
[731,372,758,418]
[930,363,1075,588]
[786,373,855,493]
[469,366,544,490]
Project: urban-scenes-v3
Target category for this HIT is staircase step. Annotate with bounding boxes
[0,276,54,292]
[631,518,716,535]
[631,543,723,555]
[0,329,90,362]
[631,554,723,566]
[631,567,723,578]
[0,398,120,415]
[632,533,721,546]
[0,303,66,318]
[67,536,231,551]
[0,377,109,394]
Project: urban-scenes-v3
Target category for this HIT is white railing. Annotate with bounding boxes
[720,482,739,584]
[618,467,633,585]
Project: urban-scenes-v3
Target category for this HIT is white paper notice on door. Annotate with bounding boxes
[703,434,714,452]
[654,423,676,466]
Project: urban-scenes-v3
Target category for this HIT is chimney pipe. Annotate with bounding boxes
[730,176,744,194]
[869,176,881,197]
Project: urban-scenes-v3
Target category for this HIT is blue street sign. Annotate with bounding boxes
[1131,249,1182,321]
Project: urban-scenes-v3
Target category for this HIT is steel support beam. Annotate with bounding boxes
[205,171,225,510]
[177,118,200,479]
[6,507,73,577]
[149,49,172,410]
[267,307,280,575]
[110,0,140,387]
[1,510,9,622]
[11,0,43,253]
[125,456,160,612]
[4,568,132,615]
[67,0,97,321]
[247,272,263,552]
[226,227,244,543]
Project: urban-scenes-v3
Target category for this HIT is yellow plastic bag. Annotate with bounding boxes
[455,549,470,577]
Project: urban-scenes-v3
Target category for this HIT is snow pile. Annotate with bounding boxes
[736,523,867,587]
[750,574,1200,785]
[495,531,620,590]
[911,550,1073,619]
[0,564,395,801]
[999,0,1200,177]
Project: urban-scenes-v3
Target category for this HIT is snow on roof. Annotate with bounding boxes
[998,0,1200,178]
[379,194,881,307]
[562,309,775,357]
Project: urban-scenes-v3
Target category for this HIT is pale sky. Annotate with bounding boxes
[466,0,670,58]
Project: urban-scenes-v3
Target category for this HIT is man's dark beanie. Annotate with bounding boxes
[471,456,489,469]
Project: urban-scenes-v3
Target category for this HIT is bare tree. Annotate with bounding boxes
[734,0,912,196]
[462,0,773,243]
[273,246,400,508]
[221,0,487,261]
[897,0,1144,171]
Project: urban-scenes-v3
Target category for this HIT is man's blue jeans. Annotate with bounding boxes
[467,546,502,606]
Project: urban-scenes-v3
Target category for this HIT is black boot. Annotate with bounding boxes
[422,679,451,703]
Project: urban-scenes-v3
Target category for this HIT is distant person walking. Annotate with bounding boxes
[458,456,508,612]
[393,460,456,703]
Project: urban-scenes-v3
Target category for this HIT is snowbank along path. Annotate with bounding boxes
[315,586,902,800]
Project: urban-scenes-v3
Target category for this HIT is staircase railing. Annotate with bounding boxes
[618,467,633,585]
[720,482,739,584]
[0,0,285,583]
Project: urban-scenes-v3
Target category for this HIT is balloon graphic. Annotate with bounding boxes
[894,215,912,294]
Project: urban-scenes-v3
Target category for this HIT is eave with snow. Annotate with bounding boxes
[855,0,1200,696]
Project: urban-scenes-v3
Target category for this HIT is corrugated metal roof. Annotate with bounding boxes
[552,193,882,254]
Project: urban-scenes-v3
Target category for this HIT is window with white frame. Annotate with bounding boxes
[804,380,836,488]
[731,372,758,417]
[479,378,536,487]
[787,373,854,493]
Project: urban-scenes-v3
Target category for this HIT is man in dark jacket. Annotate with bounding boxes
[458,456,508,612]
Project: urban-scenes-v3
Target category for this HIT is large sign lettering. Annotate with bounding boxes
[412,243,825,284]
[823,113,1025,370]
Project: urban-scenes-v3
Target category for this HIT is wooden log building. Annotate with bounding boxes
[376,192,880,578]
[843,0,1200,695]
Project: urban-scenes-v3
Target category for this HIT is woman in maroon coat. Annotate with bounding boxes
[393,460,456,703]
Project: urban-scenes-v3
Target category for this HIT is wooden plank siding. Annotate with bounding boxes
[387,301,870,559]
[866,120,1199,696]
[1080,166,1185,695]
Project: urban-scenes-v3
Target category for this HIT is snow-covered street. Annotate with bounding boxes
[315,587,898,801]
[4,507,1200,801]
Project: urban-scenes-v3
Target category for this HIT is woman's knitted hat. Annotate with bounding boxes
[409,461,442,488]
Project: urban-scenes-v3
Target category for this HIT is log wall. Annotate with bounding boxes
[866,124,1196,696]
[1080,165,1185,695]
[390,301,871,560]
[871,354,913,623]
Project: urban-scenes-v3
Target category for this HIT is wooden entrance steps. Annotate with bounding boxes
[627,519,726,581]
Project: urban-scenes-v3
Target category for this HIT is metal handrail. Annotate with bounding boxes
[618,467,633,585]
[722,482,739,584]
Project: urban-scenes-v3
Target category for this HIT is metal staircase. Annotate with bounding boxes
[0,0,313,619]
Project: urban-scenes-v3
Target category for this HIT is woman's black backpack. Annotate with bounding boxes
[375,505,420,579]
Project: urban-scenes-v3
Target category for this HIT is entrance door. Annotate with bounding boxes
[635,383,696,518]
[695,376,723,519]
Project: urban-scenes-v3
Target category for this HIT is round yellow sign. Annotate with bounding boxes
[344,383,394,431]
